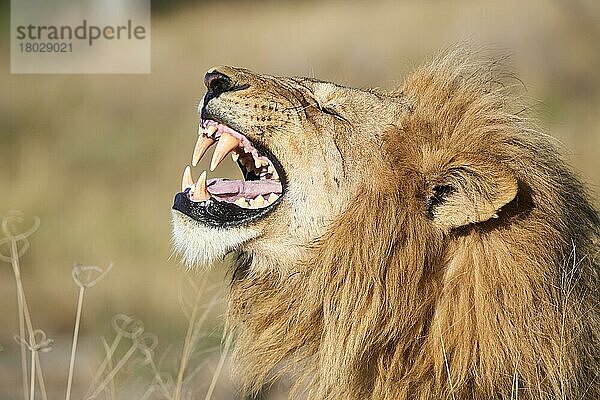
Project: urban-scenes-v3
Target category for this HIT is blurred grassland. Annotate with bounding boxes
[0,0,599,398]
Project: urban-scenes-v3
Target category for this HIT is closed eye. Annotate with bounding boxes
[293,80,345,119]
[321,106,339,116]
[320,104,349,123]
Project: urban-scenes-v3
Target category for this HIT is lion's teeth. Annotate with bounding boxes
[192,136,216,167]
[267,193,279,203]
[254,157,268,169]
[191,171,210,201]
[206,125,218,138]
[234,198,249,208]
[210,132,240,171]
[271,170,280,181]
[231,152,239,162]
[267,165,275,174]
[249,195,265,208]
[181,166,194,192]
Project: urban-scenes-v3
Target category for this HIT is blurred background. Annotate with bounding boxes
[1,0,599,399]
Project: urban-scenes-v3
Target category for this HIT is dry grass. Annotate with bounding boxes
[1,0,599,398]
[1,211,230,400]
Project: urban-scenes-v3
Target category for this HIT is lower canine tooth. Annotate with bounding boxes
[191,171,210,201]
[268,193,279,203]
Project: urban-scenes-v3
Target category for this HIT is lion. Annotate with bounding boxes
[171,49,600,399]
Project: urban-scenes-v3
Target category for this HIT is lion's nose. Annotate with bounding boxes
[204,70,232,97]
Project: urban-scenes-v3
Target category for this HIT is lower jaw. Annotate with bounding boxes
[172,191,277,228]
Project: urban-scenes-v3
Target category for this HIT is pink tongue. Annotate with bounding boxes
[207,178,282,201]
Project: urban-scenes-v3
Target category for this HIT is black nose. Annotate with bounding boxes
[204,71,232,97]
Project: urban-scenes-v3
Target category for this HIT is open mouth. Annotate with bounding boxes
[172,119,285,227]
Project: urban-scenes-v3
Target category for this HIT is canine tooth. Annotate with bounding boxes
[267,165,276,174]
[271,170,280,181]
[206,125,218,137]
[192,136,216,167]
[191,171,210,201]
[234,198,249,208]
[268,193,279,203]
[231,152,239,162]
[210,133,240,171]
[181,166,194,192]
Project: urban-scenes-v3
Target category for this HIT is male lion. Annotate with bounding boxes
[171,49,600,399]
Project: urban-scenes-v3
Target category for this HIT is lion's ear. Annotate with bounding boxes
[427,160,518,230]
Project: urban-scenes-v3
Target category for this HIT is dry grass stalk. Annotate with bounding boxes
[173,275,224,400]
[86,319,158,399]
[87,314,144,395]
[100,338,117,400]
[14,330,53,400]
[89,334,154,398]
[1,211,48,400]
[203,336,231,400]
[65,262,113,400]
[173,276,207,400]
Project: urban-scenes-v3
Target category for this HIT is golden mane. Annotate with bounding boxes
[224,50,600,399]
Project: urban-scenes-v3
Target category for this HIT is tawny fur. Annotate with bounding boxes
[175,49,600,399]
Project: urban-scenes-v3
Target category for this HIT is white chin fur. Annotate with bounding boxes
[171,211,259,269]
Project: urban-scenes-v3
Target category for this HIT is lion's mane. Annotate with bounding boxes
[225,50,600,399]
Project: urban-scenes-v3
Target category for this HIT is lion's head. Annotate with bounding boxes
[171,63,407,272]
[172,50,600,399]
